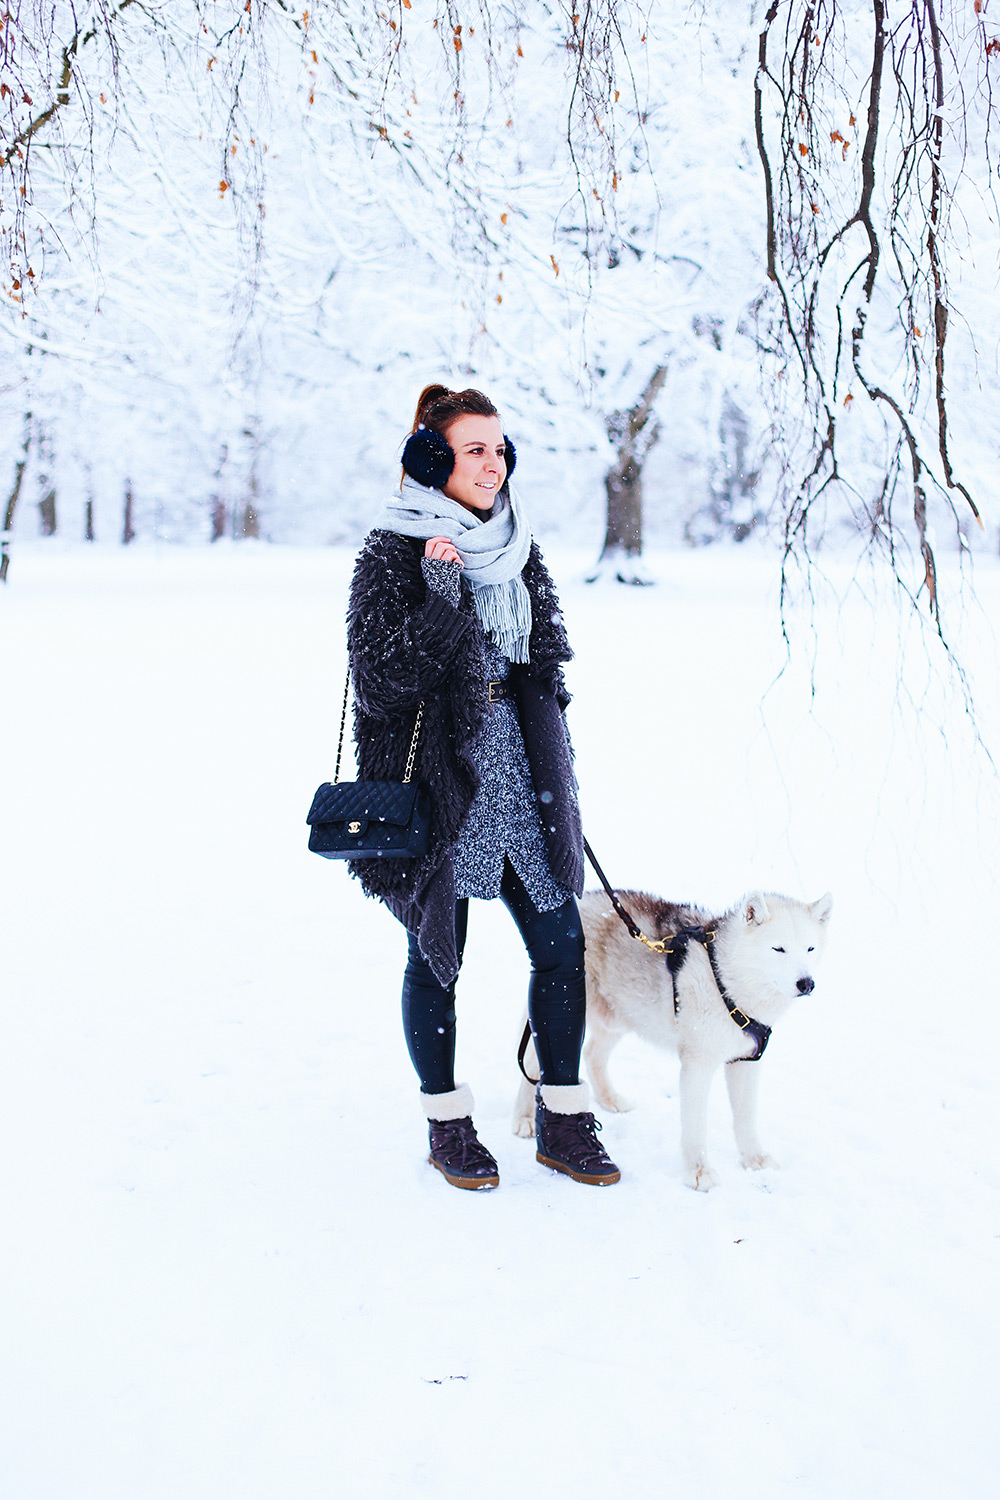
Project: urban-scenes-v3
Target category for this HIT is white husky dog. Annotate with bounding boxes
[514,889,832,1190]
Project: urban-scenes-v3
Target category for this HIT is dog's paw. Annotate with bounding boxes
[741,1152,779,1171]
[684,1163,720,1192]
[511,1114,535,1140]
[594,1090,634,1114]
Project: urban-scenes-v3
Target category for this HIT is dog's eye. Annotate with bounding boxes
[772,946,785,953]
[808,946,814,952]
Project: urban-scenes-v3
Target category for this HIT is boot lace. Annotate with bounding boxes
[546,1110,613,1170]
[431,1117,496,1172]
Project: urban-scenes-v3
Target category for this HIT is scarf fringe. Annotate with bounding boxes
[470,575,533,663]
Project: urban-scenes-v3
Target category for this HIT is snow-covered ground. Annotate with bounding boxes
[2,541,999,1499]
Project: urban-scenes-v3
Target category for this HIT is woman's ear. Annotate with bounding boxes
[402,426,455,489]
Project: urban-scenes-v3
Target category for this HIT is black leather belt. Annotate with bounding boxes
[487,680,511,702]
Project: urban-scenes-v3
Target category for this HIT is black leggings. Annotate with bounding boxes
[402,861,586,1094]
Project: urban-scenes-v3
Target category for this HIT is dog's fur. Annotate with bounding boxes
[513,888,832,1190]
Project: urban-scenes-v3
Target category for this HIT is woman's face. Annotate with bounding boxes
[441,414,507,513]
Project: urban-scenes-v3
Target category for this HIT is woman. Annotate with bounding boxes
[347,385,620,1191]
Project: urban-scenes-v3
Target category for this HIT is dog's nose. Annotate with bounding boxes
[797,976,815,995]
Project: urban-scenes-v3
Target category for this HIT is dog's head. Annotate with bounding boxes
[730,891,833,1001]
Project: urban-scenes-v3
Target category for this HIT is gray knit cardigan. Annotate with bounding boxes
[346,529,584,985]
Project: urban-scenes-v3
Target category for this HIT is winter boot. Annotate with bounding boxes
[421,1084,500,1191]
[535,1083,620,1186]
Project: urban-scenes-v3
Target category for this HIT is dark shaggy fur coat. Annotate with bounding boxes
[346,529,584,985]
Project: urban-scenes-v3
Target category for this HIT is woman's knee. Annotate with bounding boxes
[530,904,585,979]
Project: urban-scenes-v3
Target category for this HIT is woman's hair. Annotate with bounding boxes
[410,384,499,437]
[402,383,515,491]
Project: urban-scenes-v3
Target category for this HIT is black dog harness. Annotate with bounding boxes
[583,839,772,1064]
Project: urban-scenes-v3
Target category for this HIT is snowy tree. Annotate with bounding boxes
[1,0,997,631]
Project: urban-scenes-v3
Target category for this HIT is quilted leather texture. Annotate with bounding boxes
[307,780,418,826]
[306,779,431,860]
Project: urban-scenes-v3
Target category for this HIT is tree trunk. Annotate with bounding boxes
[84,498,95,541]
[239,501,260,539]
[210,498,227,541]
[209,443,228,541]
[684,394,763,546]
[38,486,57,536]
[0,413,32,584]
[36,422,57,536]
[239,427,261,539]
[589,364,668,585]
[122,481,135,544]
[604,457,643,558]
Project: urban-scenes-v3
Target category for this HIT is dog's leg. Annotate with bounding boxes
[679,1057,719,1191]
[511,1024,539,1138]
[725,1060,778,1171]
[584,1020,633,1113]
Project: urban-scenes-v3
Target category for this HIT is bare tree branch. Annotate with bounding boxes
[1,0,142,167]
[754,0,993,651]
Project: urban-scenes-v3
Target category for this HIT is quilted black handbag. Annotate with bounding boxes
[306,672,431,860]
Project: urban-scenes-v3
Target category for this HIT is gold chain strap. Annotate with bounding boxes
[403,699,425,784]
[334,671,351,783]
[334,668,424,785]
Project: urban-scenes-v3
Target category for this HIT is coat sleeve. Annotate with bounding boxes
[347,531,477,721]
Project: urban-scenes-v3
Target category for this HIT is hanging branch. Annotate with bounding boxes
[560,0,622,257]
[1,0,145,291]
[923,0,978,521]
[754,0,991,646]
[1,2,139,169]
[1,2,142,166]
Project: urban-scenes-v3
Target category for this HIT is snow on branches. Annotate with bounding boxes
[754,0,997,638]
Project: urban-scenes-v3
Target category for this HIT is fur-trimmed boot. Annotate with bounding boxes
[421,1084,500,1191]
[535,1083,621,1186]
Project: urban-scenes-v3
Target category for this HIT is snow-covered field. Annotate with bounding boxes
[2,541,999,1499]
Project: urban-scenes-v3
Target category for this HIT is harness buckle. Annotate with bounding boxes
[730,1008,752,1029]
[487,680,506,702]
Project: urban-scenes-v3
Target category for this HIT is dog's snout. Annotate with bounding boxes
[796,976,815,995]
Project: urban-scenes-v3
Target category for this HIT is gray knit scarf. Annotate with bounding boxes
[375,476,534,663]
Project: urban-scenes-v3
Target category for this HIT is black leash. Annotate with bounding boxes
[517,1020,537,1084]
[582,837,671,954]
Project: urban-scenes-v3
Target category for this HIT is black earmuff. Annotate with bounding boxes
[401,426,455,489]
[502,436,516,478]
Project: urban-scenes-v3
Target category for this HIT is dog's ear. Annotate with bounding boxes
[742,892,771,926]
[809,892,833,924]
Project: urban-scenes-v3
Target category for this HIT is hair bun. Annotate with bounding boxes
[414,384,452,429]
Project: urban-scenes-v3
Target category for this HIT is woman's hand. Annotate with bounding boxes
[424,537,463,567]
